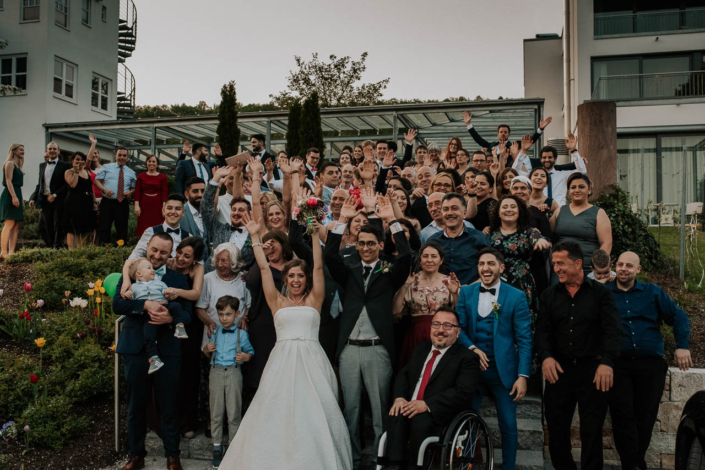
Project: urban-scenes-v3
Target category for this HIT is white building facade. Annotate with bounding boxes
[0,0,136,193]
[524,0,705,214]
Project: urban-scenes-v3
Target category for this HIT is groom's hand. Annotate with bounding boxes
[401,400,428,418]
[389,398,408,417]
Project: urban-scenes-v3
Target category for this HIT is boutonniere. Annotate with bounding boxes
[375,261,393,274]
[492,301,501,320]
[243,240,252,248]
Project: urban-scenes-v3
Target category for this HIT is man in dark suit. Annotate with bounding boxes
[303,147,321,181]
[385,307,480,470]
[113,232,192,470]
[250,134,276,165]
[175,141,217,195]
[325,196,411,469]
[28,142,71,248]
[410,166,434,228]
[180,177,210,264]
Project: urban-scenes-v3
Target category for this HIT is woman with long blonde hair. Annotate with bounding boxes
[0,144,25,259]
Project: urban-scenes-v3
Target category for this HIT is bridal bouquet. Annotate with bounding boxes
[293,196,327,234]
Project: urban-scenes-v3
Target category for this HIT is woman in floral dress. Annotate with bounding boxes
[393,241,460,368]
[488,195,552,327]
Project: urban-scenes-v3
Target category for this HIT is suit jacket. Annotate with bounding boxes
[394,341,480,424]
[30,160,72,207]
[114,270,192,357]
[325,227,412,361]
[258,150,276,166]
[175,158,215,195]
[180,205,211,262]
[201,182,254,267]
[456,282,533,390]
[411,196,433,229]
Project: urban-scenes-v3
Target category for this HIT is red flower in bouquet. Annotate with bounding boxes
[30,374,38,384]
[23,283,32,292]
[306,198,318,207]
[295,196,327,235]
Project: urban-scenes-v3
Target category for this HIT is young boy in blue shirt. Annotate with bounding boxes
[202,295,254,468]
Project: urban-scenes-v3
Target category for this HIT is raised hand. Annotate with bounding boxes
[404,129,418,144]
[360,186,377,211]
[278,156,292,174]
[248,157,263,179]
[363,146,375,162]
[340,195,359,219]
[262,239,275,256]
[411,187,426,199]
[443,272,461,296]
[290,158,303,173]
[182,140,191,154]
[89,133,97,145]
[359,160,376,182]
[242,212,263,236]
[374,195,395,222]
[540,116,552,130]
[521,134,534,152]
[213,165,234,183]
[462,111,472,126]
[214,143,222,156]
[382,150,396,168]
[456,184,467,196]
[510,141,520,158]
[566,133,578,153]
[313,175,323,198]
[385,187,397,201]
[498,144,508,164]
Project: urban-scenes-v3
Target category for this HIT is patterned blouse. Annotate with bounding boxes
[400,274,452,317]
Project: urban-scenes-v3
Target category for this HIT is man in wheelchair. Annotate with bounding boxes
[383,307,481,470]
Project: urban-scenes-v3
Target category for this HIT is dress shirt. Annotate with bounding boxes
[478,281,501,318]
[412,346,449,400]
[420,220,475,244]
[306,164,317,177]
[467,124,543,154]
[187,202,204,234]
[322,213,338,226]
[43,158,59,195]
[131,279,169,302]
[191,158,210,184]
[511,152,531,177]
[428,225,490,285]
[209,326,255,367]
[322,185,335,206]
[229,225,249,249]
[95,163,137,200]
[608,280,690,356]
[536,277,622,368]
[129,222,182,259]
[361,260,378,277]
[217,192,233,225]
[265,168,284,192]
[520,152,586,206]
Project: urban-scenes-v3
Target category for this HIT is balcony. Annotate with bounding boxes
[594,7,705,37]
[592,70,705,101]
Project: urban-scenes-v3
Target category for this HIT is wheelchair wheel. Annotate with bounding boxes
[440,411,494,470]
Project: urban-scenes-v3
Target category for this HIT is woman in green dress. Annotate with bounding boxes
[0,143,25,259]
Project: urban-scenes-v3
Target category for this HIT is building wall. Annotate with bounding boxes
[523,37,565,142]
[0,0,120,193]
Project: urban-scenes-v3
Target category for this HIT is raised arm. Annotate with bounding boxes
[242,212,280,311]
[232,162,245,200]
[309,221,326,310]
[65,168,79,188]
[247,157,267,237]
[86,133,97,162]
[278,156,294,219]
[463,111,493,148]
[398,129,417,165]
[203,166,232,234]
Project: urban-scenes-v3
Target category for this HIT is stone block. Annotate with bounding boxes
[645,451,661,468]
[662,453,676,470]
[603,448,621,466]
[658,401,686,433]
[647,432,676,454]
[670,368,705,402]
[570,428,581,447]
[571,409,580,427]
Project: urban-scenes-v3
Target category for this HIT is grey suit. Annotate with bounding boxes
[180,203,211,269]
[201,182,254,267]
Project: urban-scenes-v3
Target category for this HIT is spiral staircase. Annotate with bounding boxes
[116,0,137,119]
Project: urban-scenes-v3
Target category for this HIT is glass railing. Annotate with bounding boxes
[594,7,705,37]
[592,70,705,101]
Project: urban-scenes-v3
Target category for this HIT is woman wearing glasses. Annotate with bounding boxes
[430,173,456,194]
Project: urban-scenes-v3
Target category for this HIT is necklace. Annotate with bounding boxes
[287,294,306,305]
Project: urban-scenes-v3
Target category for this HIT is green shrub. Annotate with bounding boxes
[18,395,88,451]
[594,186,664,271]
[0,353,38,420]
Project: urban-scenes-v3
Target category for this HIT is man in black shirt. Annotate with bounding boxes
[536,241,621,470]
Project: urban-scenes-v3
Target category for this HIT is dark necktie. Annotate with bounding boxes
[231,226,243,233]
[222,328,235,334]
[547,171,554,200]
[166,227,180,234]
[117,166,125,202]
[416,349,441,400]
[479,286,496,295]
[47,160,57,165]
[363,265,373,281]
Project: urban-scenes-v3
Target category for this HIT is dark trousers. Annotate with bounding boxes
[609,355,667,470]
[179,315,203,433]
[544,360,609,470]
[386,411,442,468]
[99,198,129,246]
[124,353,181,458]
[40,198,65,248]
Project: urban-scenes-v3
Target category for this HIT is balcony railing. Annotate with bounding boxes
[594,7,705,37]
[592,70,705,101]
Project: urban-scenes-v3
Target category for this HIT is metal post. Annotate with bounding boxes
[680,144,687,281]
[640,147,645,210]
[115,315,125,452]
[392,113,398,147]
[265,120,272,153]
[150,127,157,156]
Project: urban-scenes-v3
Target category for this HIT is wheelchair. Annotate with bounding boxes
[376,409,494,470]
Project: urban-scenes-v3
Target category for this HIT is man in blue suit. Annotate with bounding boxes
[180,177,211,266]
[456,247,532,470]
[114,232,192,470]
[175,141,220,195]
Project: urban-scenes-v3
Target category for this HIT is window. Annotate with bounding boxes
[0,56,28,92]
[91,74,110,112]
[53,58,76,101]
[21,0,40,21]
[594,0,705,36]
[101,4,106,22]
[55,0,68,28]
[81,0,90,25]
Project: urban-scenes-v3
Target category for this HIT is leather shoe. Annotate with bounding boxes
[119,455,145,470]
[166,456,183,470]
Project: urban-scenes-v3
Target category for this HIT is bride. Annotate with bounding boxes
[220,213,352,469]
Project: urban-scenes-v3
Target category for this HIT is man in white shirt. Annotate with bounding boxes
[304,147,321,180]
[29,141,71,248]
[175,141,214,195]
[130,195,189,259]
[250,134,276,165]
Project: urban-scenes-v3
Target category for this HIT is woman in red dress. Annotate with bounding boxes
[134,155,168,237]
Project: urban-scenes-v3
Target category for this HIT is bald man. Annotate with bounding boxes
[410,166,435,227]
[608,251,691,470]
[323,189,349,229]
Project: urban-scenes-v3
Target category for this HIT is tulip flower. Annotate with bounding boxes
[23,283,32,292]
[87,289,95,296]
[36,299,44,308]
[96,298,102,304]
[110,344,116,351]
[95,279,102,289]
[88,282,95,288]
[64,290,71,298]
[25,314,31,321]
[24,425,29,432]
[117,240,125,247]
[99,287,106,294]
[30,374,38,384]
[94,310,99,316]
[84,319,91,325]
[19,313,24,319]
[62,298,68,304]
[34,338,46,348]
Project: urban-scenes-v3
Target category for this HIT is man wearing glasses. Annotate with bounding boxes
[470,151,488,172]
[383,307,480,470]
[456,247,533,470]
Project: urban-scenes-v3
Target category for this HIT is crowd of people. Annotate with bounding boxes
[0,119,693,470]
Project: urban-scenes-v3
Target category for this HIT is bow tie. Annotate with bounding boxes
[47,160,57,165]
[310,167,318,172]
[479,286,496,295]
[231,226,243,233]
[155,266,166,276]
[222,328,236,334]
[166,227,180,234]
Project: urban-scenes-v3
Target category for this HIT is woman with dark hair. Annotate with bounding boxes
[1,144,24,259]
[489,195,551,323]
[63,152,98,249]
[134,154,168,237]
[353,145,364,165]
[510,175,551,237]
[392,188,421,233]
[393,241,460,368]
[445,136,463,168]
[85,133,103,202]
[551,172,612,272]
[384,218,421,262]
[456,148,471,175]
[529,167,559,216]
[498,167,519,197]
[468,171,497,232]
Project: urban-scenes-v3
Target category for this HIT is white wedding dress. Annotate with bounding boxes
[220,306,352,470]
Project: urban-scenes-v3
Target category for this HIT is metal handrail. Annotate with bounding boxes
[115,315,125,453]
[592,70,705,101]
[594,7,705,37]
[595,7,705,21]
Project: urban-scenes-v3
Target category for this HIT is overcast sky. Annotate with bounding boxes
[129,0,563,107]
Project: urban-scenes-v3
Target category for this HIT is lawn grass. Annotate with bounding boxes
[648,226,705,292]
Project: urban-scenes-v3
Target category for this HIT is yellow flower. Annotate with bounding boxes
[64,291,71,298]
[99,287,106,294]
[110,344,116,351]
[95,279,102,288]
[96,298,102,304]
[117,240,125,247]
[62,298,67,304]
[34,338,46,348]
[87,289,95,296]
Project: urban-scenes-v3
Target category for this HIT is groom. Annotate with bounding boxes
[325,196,412,469]
[456,247,532,470]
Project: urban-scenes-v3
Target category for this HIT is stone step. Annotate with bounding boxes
[480,393,542,420]
[484,417,545,451]
[145,430,222,461]
[493,449,544,470]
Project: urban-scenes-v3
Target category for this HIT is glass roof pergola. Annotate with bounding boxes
[44,98,544,171]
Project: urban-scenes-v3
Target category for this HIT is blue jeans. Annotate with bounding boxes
[472,364,518,470]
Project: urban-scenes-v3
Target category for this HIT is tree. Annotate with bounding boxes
[0,40,23,97]
[216,81,240,157]
[299,92,324,156]
[285,100,303,157]
[270,53,390,108]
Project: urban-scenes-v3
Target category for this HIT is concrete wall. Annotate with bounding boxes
[523,37,565,143]
[0,0,120,193]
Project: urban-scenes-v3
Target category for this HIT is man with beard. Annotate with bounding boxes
[175,141,218,194]
[419,192,475,243]
[129,194,190,259]
[607,251,690,470]
[180,177,210,264]
[410,166,435,228]
[114,233,192,470]
[29,141,71,248]
[383,307,480,470]
[249,134,276,165]
[457,248,532,470]
[428,193,489,285]
[316,161,342,205]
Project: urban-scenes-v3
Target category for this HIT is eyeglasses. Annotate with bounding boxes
[433,183,453,189]
[431,321,459,331]
[356,241,379,248]
[472,159,486,164]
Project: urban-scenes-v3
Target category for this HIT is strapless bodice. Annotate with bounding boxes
[273,306,320,342]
